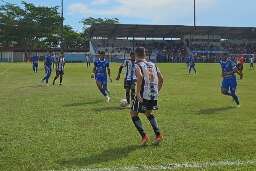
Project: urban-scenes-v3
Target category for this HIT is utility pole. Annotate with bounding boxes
[194,0,196,29]
[61,0,64,53]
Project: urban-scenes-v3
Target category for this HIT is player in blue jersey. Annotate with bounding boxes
[116,52,137,106]
[188,56,196,74]
[91,51,112,102]
[220,57,242,107]
[41,53,53,86]
[31,55,39,73]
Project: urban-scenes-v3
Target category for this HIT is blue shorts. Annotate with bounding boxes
[95,76,107,84]
[221,77,237,93]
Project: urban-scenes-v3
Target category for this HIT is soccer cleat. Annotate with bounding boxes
[140,134,149,146]
[106,96,111,103]
[59,83,62,86]
[153,134,163,145]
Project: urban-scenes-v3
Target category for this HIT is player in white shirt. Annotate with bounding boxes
[116,52,137,106]
[130,47,164,146]
[53,52,65,86]
[249,56,254,69]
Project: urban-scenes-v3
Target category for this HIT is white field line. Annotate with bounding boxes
[50,159,256,171]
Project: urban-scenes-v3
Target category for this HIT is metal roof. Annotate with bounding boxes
[89,24,256,39]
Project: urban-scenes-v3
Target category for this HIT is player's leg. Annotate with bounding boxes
[59,72,64,85]
[193,65,197,74]
[96,79,110,102]
[130,100,148,145]
[221,79,232,96]
[144,100,162,144]
[45,68,52,84]
[124,80,131,104]
[230,79,240,106]
[53,71,59,85]
[32,64,35,73]
[42,67,48,82]
[35,63,38,73]
[189,65,192,74]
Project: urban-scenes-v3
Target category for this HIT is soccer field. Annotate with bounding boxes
[0,63,256,171]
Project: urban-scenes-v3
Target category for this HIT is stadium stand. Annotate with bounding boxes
[89,24,256,63]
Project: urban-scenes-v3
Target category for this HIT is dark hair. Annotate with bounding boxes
[100,51,105,55]
[135,47,146,58]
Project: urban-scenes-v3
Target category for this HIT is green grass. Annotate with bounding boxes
[0,62,256,171]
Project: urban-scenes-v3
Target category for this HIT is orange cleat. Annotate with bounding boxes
[140,134,149,146]
[153,134,163,145]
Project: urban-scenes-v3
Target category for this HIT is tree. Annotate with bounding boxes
[0,1,62,53]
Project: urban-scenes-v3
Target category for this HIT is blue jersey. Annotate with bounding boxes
[32,56,39,64]
[94,59,109,79]
[189,56,195,66]
[45,55,53,67]
[220,59,237,79]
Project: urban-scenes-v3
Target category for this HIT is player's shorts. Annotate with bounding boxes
[131,98,158,113]
[95,76,107,84]
[56,70,64,76]
[124,80,136,89]
[33,63,38,67]
[45,66,52,74]
[221,77,237,93]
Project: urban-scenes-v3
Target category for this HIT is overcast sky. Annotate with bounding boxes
[5,0,256,32]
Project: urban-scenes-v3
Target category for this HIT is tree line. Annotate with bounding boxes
[0,1,119,54]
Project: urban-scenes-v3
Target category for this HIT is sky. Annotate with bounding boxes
[3,0,256,32]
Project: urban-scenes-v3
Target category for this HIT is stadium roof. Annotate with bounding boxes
[89,24,256,39]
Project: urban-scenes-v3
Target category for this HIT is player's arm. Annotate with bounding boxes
[107,65,112,82]
[116,65,124,80]
[157,69,164,92]
[135,66,143,102]
[91,63,96,78]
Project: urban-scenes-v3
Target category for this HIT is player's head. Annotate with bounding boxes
[135,47,146,60]
[130,52,135,60]
[99,51,105,59]
[60,51,64,58]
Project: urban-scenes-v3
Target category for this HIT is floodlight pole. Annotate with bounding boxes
[61,0,64,53]
[194,0,196,29]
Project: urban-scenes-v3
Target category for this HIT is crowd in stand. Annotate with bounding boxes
[221,43,256,54]
[93,39,256,63]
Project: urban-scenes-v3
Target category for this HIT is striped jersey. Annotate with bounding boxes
[136,60,160,100]
[121,59,136,81]
[56,57,65,71]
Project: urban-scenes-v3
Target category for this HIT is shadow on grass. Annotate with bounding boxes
[198,106,234,114]
[18,84,45,89]
[59,145,141,167]
[63,100,102,107]
[93,105,126,112]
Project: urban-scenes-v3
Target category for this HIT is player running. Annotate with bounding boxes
[41,53,53,86]
[236,56,245,79]
[53,53,65,86]
[130,47,164,146]
[220,57,242,107]
[116,52,137,107]
[31,54,39,73]
[91,51,112,102]
[188,56,196,74]
[249,56,254,70]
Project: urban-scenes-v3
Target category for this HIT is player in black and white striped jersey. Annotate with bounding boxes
[116,52,137,106]
[130,47,164,146]
[53,52,65,86]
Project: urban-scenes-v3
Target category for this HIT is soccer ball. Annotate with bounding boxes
[120,99,128,107]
